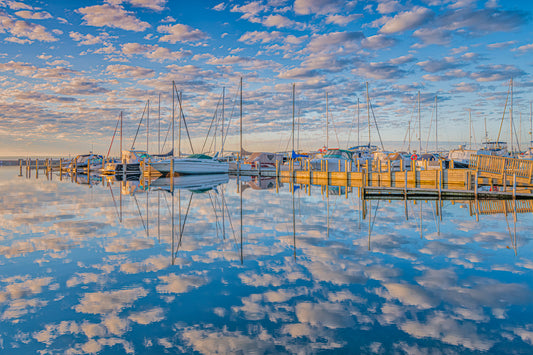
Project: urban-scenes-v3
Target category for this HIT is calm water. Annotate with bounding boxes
[0,166,532,354]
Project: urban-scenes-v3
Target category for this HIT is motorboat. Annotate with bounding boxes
[150,154,229,175]
[310,148,354,171]
[150,173,229,193]
[68,154,104,172]
[448,145,477,168]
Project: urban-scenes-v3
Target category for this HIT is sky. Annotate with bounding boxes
[0,0,532,157]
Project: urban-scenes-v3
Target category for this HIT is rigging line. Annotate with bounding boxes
[221,85,240,151]
[106,114,121,158]
[401,100,416,151]
[328,106,341,148]
[133,194,147,234]
[368,199,381,237]
[173,84,195,154]
[222,189,238,248]
[208,192,223,241]
[108,184,120,221]
[425,101,436,153]
[160,102,175,154]
[345,101,358,148]
[202,92,223,153]
[175,192,193,256]
[496,80,511,143]
[131,100,148,149]
[369,99,385,150]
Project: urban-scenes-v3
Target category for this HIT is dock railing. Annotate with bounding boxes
[469,154,533,183]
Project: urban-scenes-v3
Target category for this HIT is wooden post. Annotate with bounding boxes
[513,174,516,199]
[275,159,279,177]
[170,158,174,192]
[357,159,360,172]
[404,170,408,198]
[35,158,39,174]
[474,171,478,197]
[338,159,341,172]
[325,157,329,185]
[18,159,22,176]
[503,172,507,192]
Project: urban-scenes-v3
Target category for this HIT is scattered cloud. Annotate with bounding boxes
[76,4,151,32]
[157,23,207,43]
[379,7,433,34]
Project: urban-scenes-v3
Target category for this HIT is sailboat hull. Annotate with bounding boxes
[150,158,229,174]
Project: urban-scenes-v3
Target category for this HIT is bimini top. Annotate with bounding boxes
[186,154,213,159]
[324,149,353,160]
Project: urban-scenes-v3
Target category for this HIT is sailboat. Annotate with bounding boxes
[150,82,229,175]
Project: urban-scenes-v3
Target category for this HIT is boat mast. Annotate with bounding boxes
[366,82,370,147]
[326,92,329,148]
[510,77,513,154]
[529,101,533,146]
[158,93,161,154]
[292,83,295,152]
[178,90,182,157]
[239,77,242,162]
[147,99,149,154]
[418,91,421,153]
[221,87,225,157]
[172,81,175,158]
[357,97,360,146]
[120,111,123,163]
[530,100,532,147]
[469,109,472,149]
[435,95,438,153]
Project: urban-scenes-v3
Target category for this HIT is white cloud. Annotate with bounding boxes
[294,0,343,15]
[379,6,433,34]
[74,287,148,314]
[325,14,361,25]
[76,4,150,32]
[14,10,52,20]
[157,23,207,43]
[0,12,57,42]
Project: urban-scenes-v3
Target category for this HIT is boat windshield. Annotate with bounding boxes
[187,154,213,159]
[324,150,351,160]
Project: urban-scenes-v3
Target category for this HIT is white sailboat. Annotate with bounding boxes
[150,153,228,174]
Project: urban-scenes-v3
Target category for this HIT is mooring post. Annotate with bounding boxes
[513,174,516,199]
[474,171,478,198]
[35,158,39,174]
[18,159,22,176]
[170,158,174,192]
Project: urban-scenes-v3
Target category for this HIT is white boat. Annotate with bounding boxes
[477,141,509,157]
[68,153,104,172]
[448,145,477,168]
[348,144,378,165]
[150,154,229,175]
[310,149,354,171]
[520,143,533,160]
[150,173,229,192]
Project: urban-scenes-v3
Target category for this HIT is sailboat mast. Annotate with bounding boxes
[147,99,149,153]
[178,91,182,157]
[530,100,532,146]
[172,81,175,158]
[221,87,225,157]
[120,111,123,163]
[510,78,513,154]
[418,91,421,153]
[366,82,370,146]
[469,109,472,149]
[357,97,360,146]
[435,95,438,153]
[292,83,295,152]
[326,92,329,148]
[240,77,242,162]
[158,93,161,154]
[529,101,533,146]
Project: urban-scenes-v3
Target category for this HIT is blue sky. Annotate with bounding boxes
[0,0,531,156]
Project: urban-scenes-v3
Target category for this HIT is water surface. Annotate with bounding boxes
[0,167,532,354]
